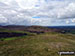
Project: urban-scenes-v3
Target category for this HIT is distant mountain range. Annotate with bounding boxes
[0,25,75,29]
[47,26,75,29]
[0,25,75,34]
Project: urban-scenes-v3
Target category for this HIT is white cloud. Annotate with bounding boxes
[0,14,7,23]
[66,20,70,24]
[4,10,17,14]
[56,2,75,19]
[16,0,46,9]
[71,19,75,23]
[0,0,75,26]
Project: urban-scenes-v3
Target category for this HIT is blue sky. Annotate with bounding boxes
[0,0,75,26]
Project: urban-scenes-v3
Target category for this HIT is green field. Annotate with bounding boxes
[0,28,75,56]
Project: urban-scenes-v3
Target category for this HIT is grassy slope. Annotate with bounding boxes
[0,32,75,56]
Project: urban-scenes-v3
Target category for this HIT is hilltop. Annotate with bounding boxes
[0,25,75,56]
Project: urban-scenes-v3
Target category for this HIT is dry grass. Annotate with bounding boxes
[0,33,75,56]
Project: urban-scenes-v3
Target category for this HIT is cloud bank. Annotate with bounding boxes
[0,0,75,26]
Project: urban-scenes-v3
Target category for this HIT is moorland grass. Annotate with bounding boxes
[0,32,75,56]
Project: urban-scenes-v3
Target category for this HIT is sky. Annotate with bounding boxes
[0,0,75,26]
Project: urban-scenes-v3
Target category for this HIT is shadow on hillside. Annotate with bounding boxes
[0,32,27,38]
